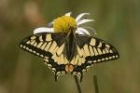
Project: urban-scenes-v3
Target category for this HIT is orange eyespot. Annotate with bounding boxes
[65,64,74,72]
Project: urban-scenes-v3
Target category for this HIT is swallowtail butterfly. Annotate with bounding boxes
[19,31,119,82]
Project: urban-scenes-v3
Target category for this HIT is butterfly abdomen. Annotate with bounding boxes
[66,31,76,61]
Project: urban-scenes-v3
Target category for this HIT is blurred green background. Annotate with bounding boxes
[0,0,140,93]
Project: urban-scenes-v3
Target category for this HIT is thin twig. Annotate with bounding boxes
[93,75,99,93]
[74,76,82,93]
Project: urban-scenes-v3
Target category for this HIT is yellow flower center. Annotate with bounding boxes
[53,16,77,33]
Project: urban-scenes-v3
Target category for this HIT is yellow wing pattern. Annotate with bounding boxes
[20,33,119,82]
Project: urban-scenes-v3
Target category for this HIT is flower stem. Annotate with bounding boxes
[93,75,99,93]
[74,76,82,93]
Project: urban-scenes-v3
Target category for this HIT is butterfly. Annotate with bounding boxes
[19,12,119,82]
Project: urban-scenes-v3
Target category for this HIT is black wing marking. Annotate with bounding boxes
[19,33,69,81]
[70,34,119,82]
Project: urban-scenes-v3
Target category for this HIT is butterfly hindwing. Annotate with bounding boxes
[70,34,119,81]
[19,33,69,81]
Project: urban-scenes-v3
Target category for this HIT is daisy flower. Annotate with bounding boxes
[33,12,96,35]
[20,12,119,82]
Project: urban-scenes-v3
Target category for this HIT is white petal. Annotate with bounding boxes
[33,27,54,34]
[76,13,90,21]
[75,27,90,35]
[75,31,85,35]
[65,12,72,16]
[48,22,53,27]
[77,19,94,25]
[84,27,97,35]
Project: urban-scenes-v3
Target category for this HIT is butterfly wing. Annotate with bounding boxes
[70,34,119,82]
[19,33,69,81]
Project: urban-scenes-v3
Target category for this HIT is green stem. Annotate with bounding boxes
[74,76,82,93]
[93,75,99,93]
